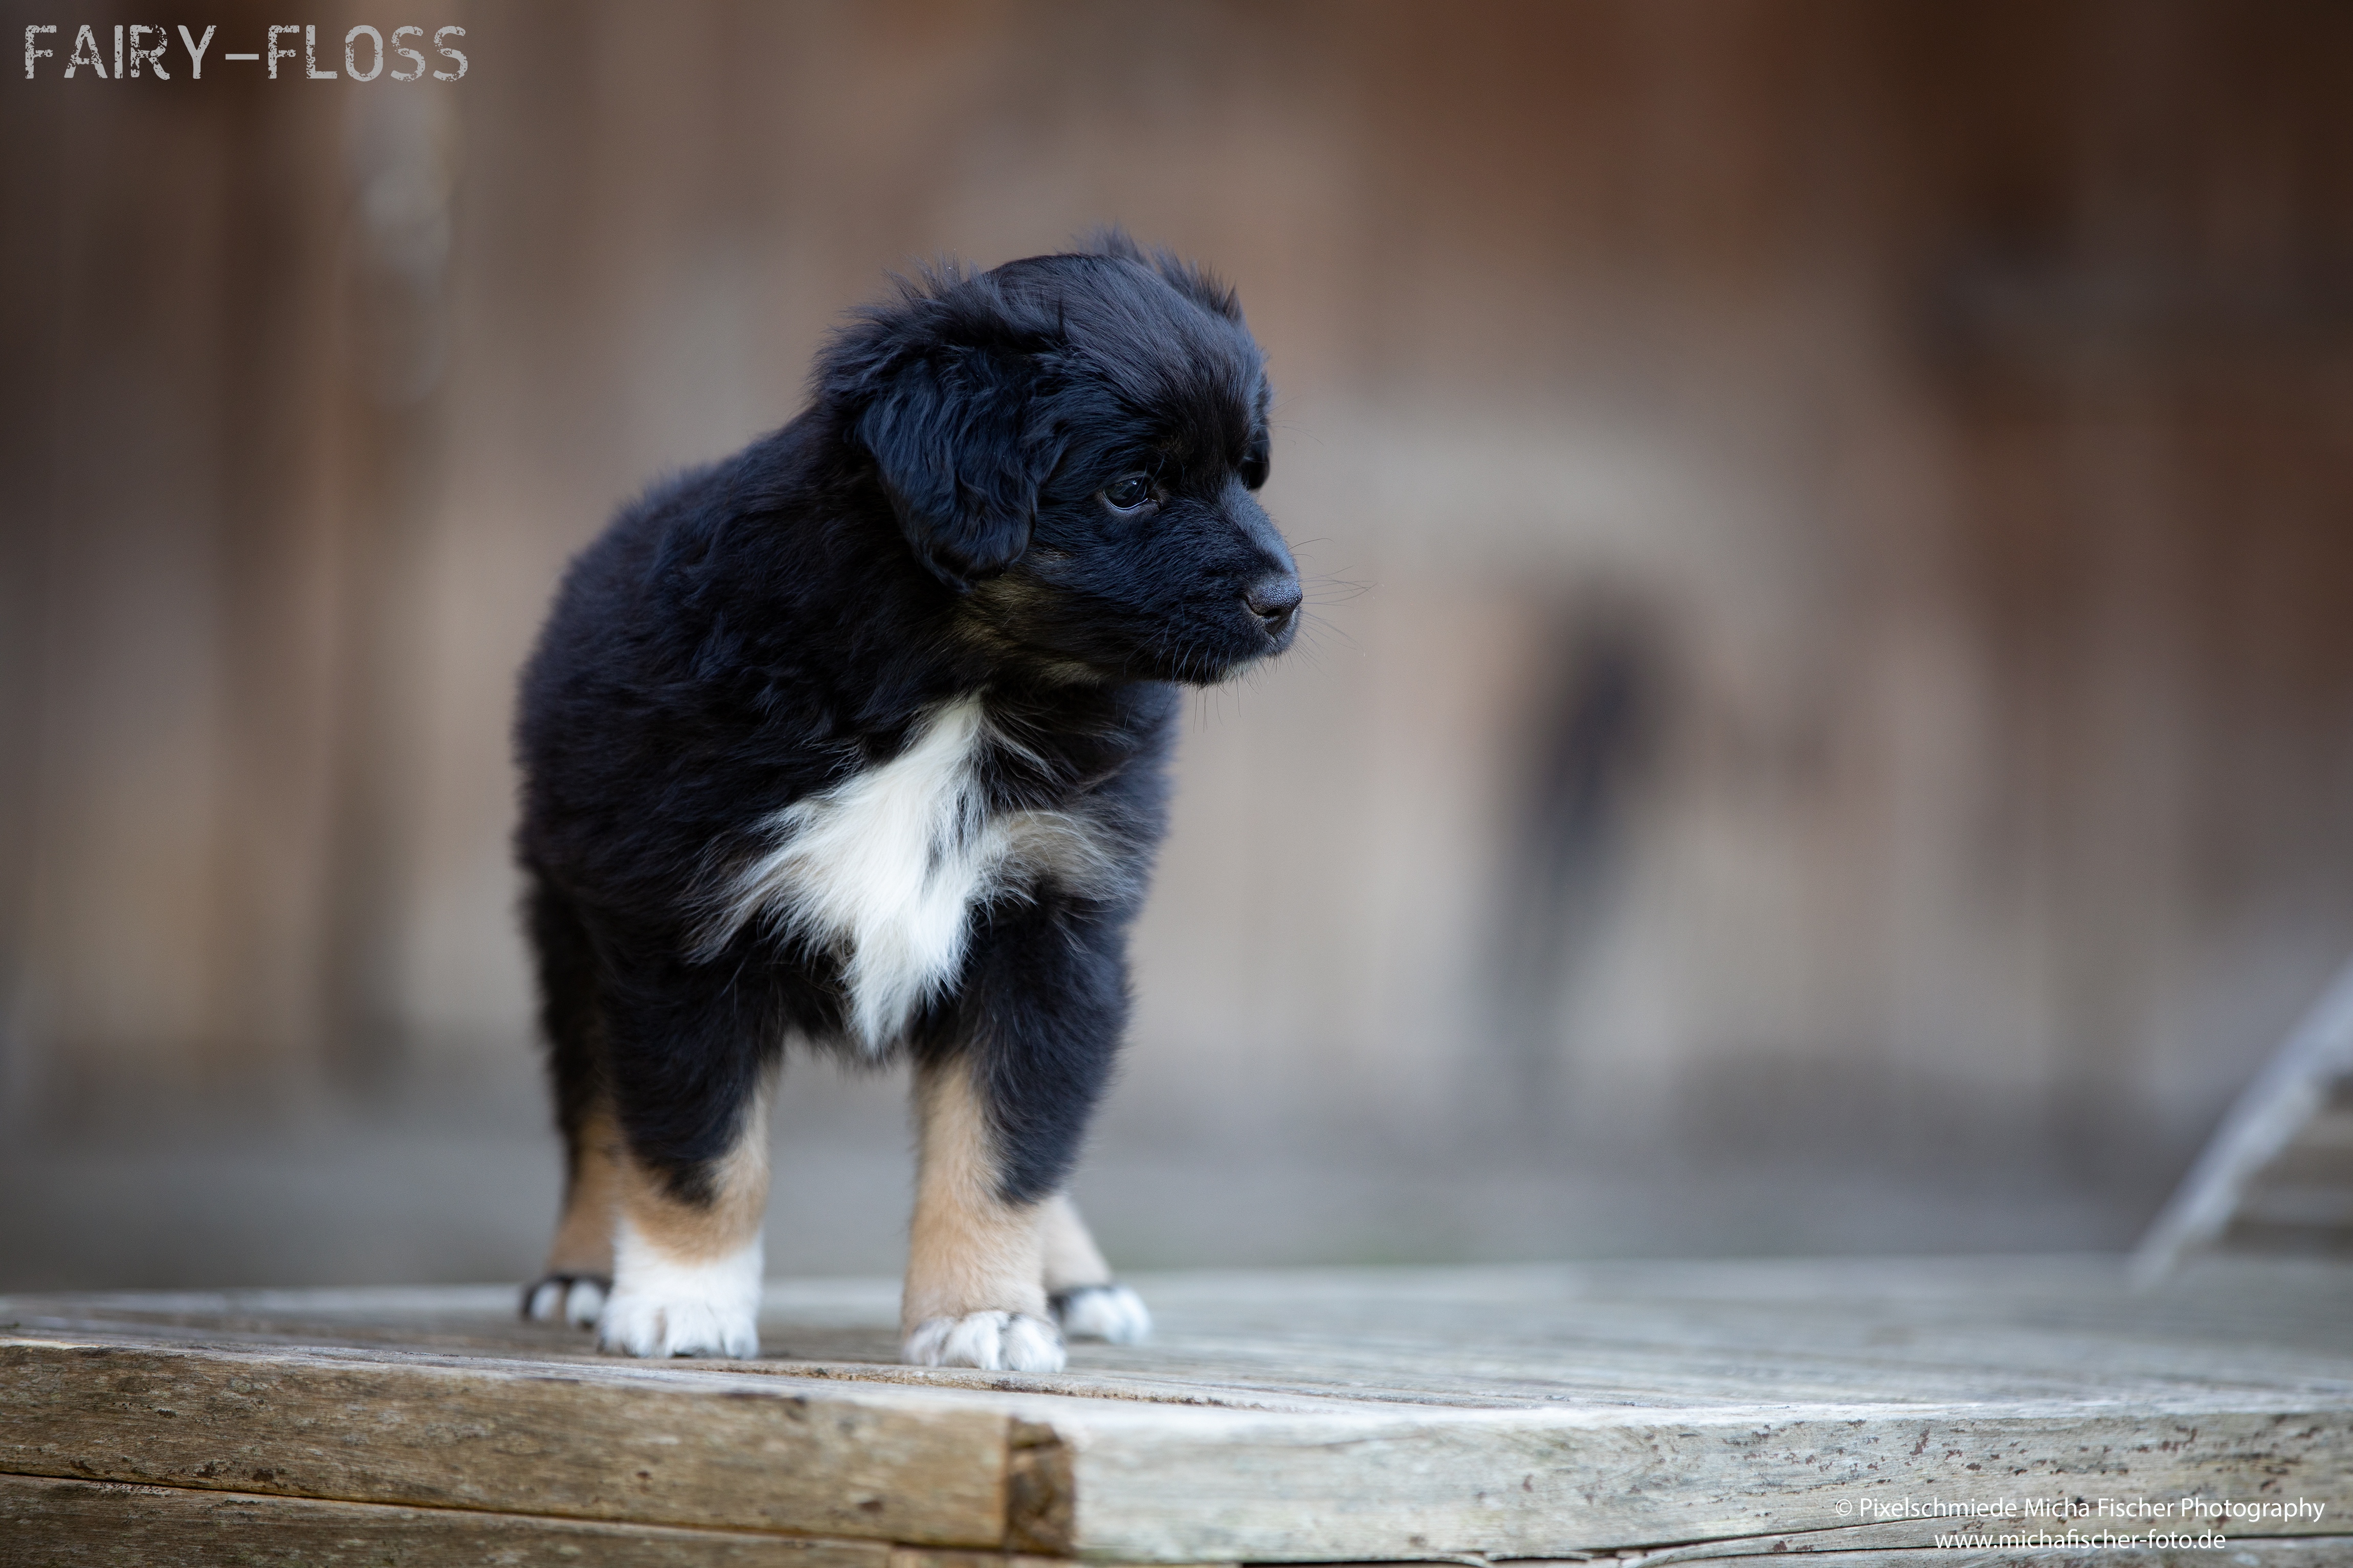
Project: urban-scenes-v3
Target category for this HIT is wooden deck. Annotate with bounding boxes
[4,1257,2348,1565]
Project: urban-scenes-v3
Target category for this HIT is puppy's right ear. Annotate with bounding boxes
[855,351,1047,594]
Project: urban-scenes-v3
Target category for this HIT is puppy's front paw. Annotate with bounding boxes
[597,1287,760,1359]
[596,1235,763,1359]
[522,1273,608,1328]
[1051,1283,1151,1344]
[903,1311,1066,1372]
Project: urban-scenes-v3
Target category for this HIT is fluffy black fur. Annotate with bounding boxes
[516,235,1297,1214]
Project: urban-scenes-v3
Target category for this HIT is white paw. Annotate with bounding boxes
[1053,1283,1151,1344]
[599,1288,760,1358]
[903,1311,1066,1372]
[596,1224,762,1359]
[525,1275,608,1328]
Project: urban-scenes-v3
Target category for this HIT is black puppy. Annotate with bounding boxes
[514,234,1298,1370]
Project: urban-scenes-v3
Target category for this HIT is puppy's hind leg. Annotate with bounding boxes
[522,870,616,1328]
[1040,1194,1151,1345]
[525,1100,622,1328]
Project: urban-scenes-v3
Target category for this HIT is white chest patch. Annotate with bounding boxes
[699,697,1106,1052]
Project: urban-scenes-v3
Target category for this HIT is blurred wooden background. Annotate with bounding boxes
[6,0,2353,1284]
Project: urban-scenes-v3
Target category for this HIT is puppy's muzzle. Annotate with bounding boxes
[1246,572,1303,636]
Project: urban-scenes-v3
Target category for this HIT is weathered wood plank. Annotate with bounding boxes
[882,1555,1214,1568]
[1033,1399,2353,1561]
[6,1261,2348,1564]
[1600,1517,2353,1563]
[12,1258,2350,1412]
[0,1472,895,1567]
[0,1338,1011,1547]
[0,1474,1264,1568]
[1623,1540,2348,1566]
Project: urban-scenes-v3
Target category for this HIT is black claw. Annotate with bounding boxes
[1047,1283,1119,1325]
[520,1272,612,1322]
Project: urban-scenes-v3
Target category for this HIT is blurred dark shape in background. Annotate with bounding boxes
[1486,602,1663,1136]
[6,0,2353,1288]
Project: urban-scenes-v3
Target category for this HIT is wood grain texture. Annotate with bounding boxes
[4,1259,2348,1564]
[0,1473,893,1567]
[1610,1517,2351,1563]
[0,1338,1010,1547]
[13,1257,2348,1412]
[1036,1399,2351,1561]
[1636,1543,2349,1566]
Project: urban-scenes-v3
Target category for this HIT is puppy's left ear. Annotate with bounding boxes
[857,353,1054,593]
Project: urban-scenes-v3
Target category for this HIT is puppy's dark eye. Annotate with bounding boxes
[1239,432,1270,491]
[1100,474,1155,513]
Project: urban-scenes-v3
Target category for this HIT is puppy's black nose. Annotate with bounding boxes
[1246,573,1303,634]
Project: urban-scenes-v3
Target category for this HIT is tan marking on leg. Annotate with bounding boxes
[614,1080,772,1265]
[542,1102,622,1278]
[595,1081,771,1359]
[1037,1192,1113,1293]
[902,1056,1047,1332]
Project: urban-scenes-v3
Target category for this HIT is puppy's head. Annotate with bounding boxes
[819,233,1299,684]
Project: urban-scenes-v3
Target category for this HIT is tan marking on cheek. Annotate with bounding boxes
[1037,1191,1114,1293]
[543,1102,622,1277]
[613,1082,771,1265]
[902,1058,1046,1331]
